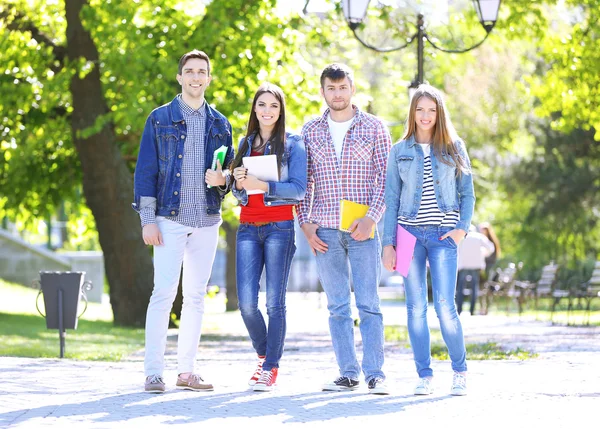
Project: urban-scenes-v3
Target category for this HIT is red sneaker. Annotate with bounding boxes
[253,367,278,392]
[248,355,266,386]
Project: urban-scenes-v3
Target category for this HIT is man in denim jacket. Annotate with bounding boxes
[132,50,233,393]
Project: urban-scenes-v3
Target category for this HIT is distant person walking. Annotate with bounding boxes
[382,84,475,396]
[455,225,495,315]
[478,221,501,315]
[133,50,234,393]
[230,83,307,391]
[479,222,501,279]
[298,63,392,395]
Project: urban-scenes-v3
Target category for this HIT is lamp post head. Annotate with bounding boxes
[472,0,501,33]
[342,0,371,31]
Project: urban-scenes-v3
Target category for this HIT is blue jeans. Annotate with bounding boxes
[456,269,481,315]
[402,225,467,377]
[314,228,385,382]
[236,220,296,371]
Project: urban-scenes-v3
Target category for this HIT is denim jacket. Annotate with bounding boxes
[382,135,475,247]
[132,95,234,216]
[232,132,307,207]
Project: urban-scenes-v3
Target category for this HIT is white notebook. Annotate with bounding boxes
[242,154,279,195]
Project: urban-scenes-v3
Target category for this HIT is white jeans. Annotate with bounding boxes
[144,217,220,376]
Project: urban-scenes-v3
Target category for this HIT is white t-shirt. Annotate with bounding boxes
[327,115,353,162]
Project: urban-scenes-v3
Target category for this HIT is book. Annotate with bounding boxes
[339,199,375,239]
[242,154,279,195]
[207,145,228,188]
[395,224,417,277]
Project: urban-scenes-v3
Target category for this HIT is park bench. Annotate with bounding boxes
[571,260,600,325]
[483,262,529,315]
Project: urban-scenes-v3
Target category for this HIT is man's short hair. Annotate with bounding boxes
[320,63,354,88]
[178,50,211,75]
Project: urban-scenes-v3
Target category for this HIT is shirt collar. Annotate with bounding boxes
[318,104,362,127]
[177,94,206,117]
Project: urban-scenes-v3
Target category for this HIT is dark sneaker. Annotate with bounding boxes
[322,376,360,391]
[253,367,278,392]
[249,355,266,386]
[368,377,390,395]
[176,373,214,392]
[145,375,165,393]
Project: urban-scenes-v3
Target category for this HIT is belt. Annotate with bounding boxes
[241,221,272,227]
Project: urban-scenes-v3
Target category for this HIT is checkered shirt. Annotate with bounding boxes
[297,106,392,229]
[139,95,220,228]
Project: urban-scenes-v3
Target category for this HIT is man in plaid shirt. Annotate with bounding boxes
[298,64,392,395]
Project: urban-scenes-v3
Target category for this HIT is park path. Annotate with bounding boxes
[1,293,598,428]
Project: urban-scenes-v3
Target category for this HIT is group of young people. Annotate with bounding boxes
[132,49,475,397]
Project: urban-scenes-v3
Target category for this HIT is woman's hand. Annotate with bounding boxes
[382,245,396,272]
[233,167,247,190]
[440,229,467,246]
[241,174,268,193]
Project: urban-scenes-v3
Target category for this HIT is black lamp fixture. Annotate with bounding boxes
[342,0,501,87]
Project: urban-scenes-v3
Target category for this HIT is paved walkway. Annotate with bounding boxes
[1,293,599,428]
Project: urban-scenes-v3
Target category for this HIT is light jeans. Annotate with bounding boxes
[144,217,220,376]
[314,228,385,382]
[236,220,296,371]
[402,224,467,378]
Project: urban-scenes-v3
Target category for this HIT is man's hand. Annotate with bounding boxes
[382,245,396,272]
[205,160,226,187]
[349,217,375,241]
[300,223,328,255]
[142,223,163,246]
[440,228,467,246]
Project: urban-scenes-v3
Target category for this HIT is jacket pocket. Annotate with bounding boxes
[157,129,178,172]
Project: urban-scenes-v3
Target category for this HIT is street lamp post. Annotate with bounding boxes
[342,0,501,89]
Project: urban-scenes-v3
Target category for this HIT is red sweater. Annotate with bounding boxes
[239,151,293,223]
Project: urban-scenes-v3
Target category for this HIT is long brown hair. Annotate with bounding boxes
[479,222,501,259]
[230,82,287,173]
[402,84,468,173]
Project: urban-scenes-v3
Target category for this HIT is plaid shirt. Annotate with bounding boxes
[140,95,220,228]
[297,106,391,229]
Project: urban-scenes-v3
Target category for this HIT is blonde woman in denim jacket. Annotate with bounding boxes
[382,84,475,396]
[230,83,307,392]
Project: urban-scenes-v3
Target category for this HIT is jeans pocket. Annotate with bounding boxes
[273,220,293,231]
[445,237,458,248]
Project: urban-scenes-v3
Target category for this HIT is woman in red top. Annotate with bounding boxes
[230,83,307,391]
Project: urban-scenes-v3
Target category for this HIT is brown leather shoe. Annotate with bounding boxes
[176,373,214,391]
[145,375,165,393]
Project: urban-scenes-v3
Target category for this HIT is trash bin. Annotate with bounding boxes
[35,271,92,357]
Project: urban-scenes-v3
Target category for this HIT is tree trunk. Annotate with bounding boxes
[223,221,239,311]
[65,0,153,326]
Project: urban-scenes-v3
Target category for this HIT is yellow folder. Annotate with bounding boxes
[339,199,375,238]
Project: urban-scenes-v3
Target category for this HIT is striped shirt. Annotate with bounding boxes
[297,106,392,229]
[140,95,220,228]
[399,144,459,227]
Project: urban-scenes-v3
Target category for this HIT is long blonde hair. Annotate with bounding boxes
[402,84,468,172]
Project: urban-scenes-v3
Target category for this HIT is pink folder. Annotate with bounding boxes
[395,225,417,277]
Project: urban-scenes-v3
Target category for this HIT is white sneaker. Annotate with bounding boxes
[414,377,434,395]
[451,372,467,396]
[368,377,390,395]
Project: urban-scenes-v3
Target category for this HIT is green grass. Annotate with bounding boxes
[384,325,538,360]
[0,278,144,360]
[484,296,600,326]
[0,312,144,360]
